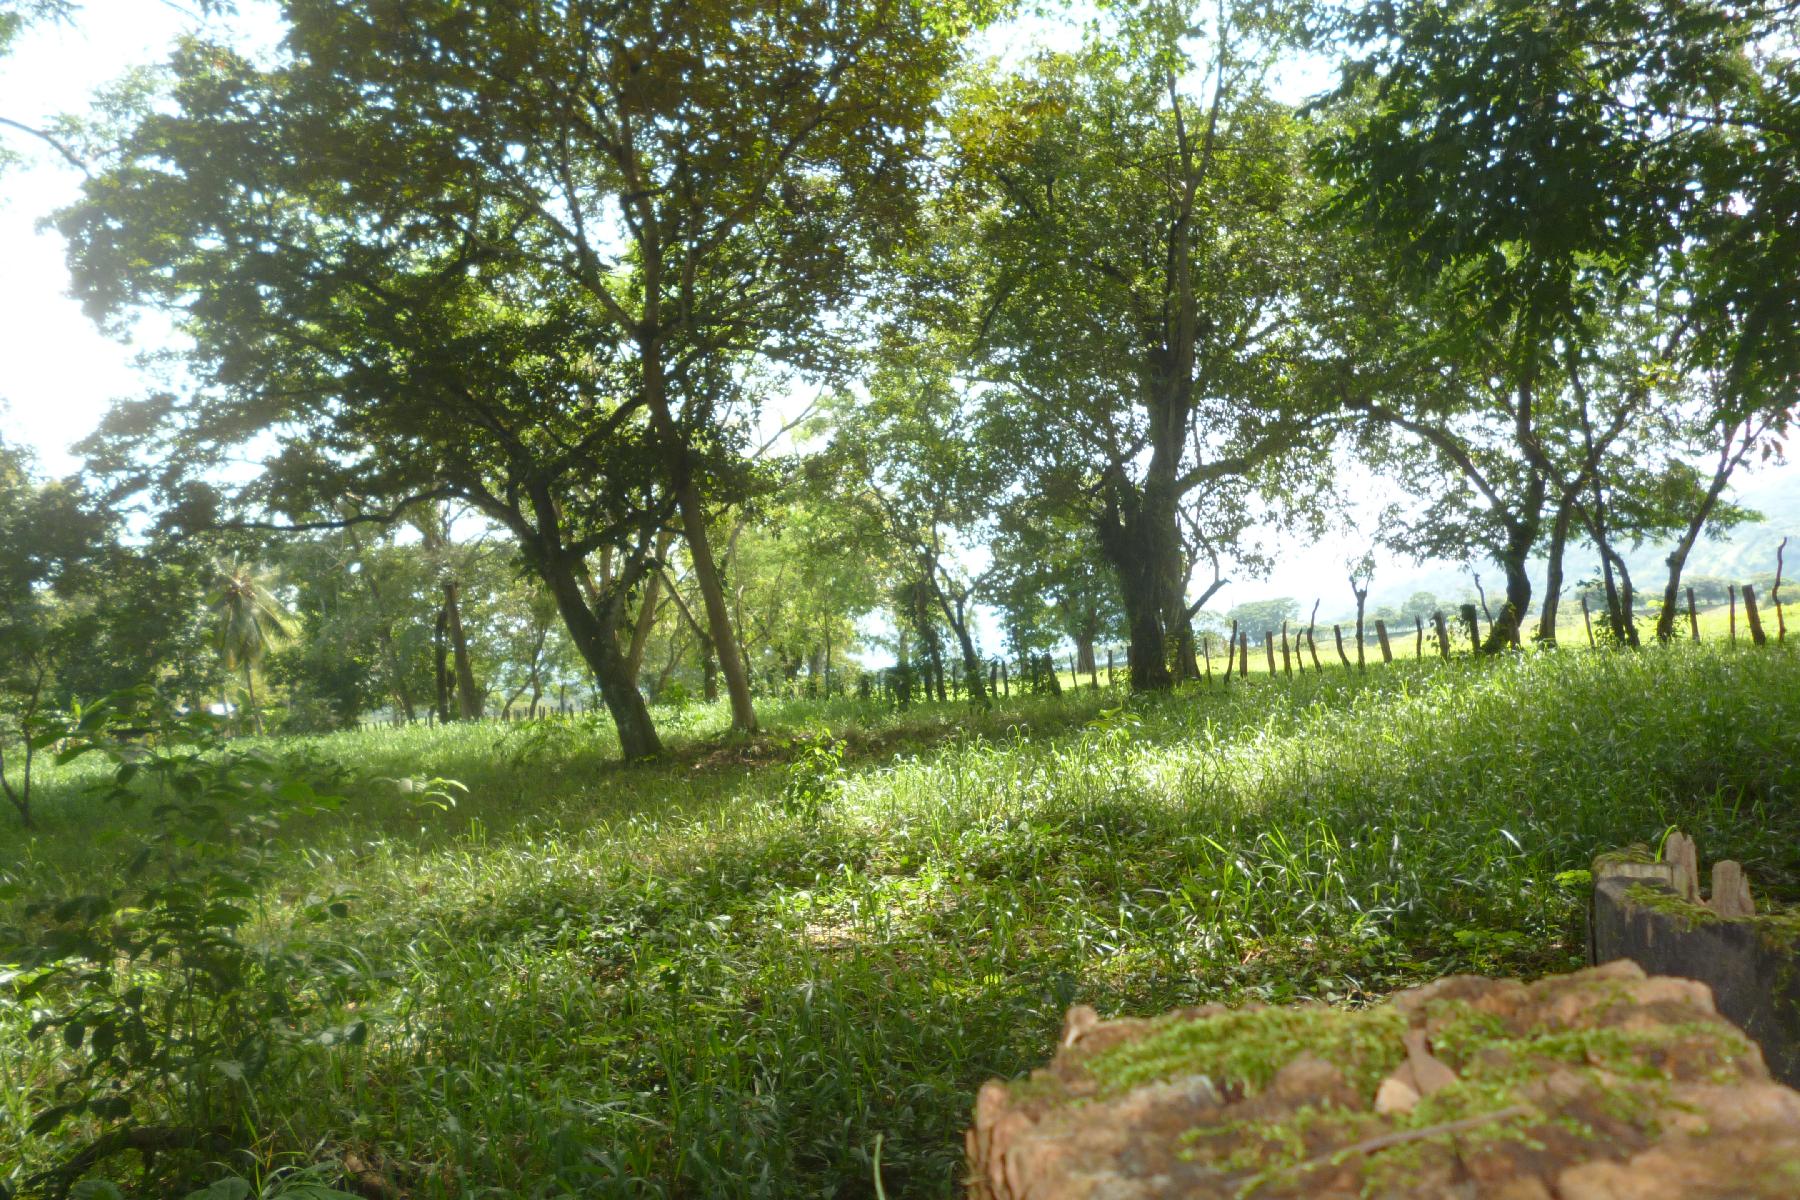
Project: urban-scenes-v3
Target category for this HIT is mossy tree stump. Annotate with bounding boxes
[967,962,1800,1199]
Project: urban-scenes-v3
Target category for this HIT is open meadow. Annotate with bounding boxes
[6,644,1799,1197]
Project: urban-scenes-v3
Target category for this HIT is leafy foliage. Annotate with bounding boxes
[1,690,364,1197]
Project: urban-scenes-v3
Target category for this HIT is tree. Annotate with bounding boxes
[61,0,982,755]
[209,563,293,735]
[1224,598,1300,646]
[0,429,210,824]
[1319,0,1798,645]
[823,338,998,705]
[988,504,1124,683]
[273,0,975,737]
[948,1,1327,690]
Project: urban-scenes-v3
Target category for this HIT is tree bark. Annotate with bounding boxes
[624,536,670,687]
[930,582,989,706]
[433,606,450,722]
[443,579,481,719]
[1538,495,1575,645]
[1094,450,1184,693]
[1483,469,1543,653]
[538,551,662,760]
[1075,635,1097,679]
[673,478,756,731]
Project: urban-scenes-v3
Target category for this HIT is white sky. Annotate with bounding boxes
[1,2,1790,634]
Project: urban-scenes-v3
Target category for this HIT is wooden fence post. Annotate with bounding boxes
[1743,585,1768,646]
[1729,585,1738,644]
[1280,621,1293,675]
[1414,615,1424,659]
[1002,660,1010,696]
[1332,624,1350,671]
[1460,603,1481,655]
[1687,586,1700,641]
[1375,619,1393,663]
[1581,595,1595,648]
[1264,631,1277,675]
[1775,537,1789,644]
[1202,635,1213,684]
[1305,600,1322,671]
[1225,621,1238,685]
[1238,632,1249,679]
[1433,611,1452,659]
[1069,652,1078,689]
[1106,650,1113,687]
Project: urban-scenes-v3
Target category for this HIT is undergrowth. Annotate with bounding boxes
[3,644,1798,1197]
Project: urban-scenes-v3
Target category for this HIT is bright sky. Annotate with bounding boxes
[2,3,184,472]
[0,2,1789,633]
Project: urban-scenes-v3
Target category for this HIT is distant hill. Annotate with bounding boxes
[1355,467,1797,616]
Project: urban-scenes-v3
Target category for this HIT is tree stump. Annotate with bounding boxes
[967,962,1800,1199]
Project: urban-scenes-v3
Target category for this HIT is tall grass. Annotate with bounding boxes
[4,644,1799,1197]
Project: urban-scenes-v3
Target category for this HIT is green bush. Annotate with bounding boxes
[1,691,363,1199]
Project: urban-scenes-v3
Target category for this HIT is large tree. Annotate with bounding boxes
[947,2,1326,689]
[61,0,979,750]
[1319,0,1798,643]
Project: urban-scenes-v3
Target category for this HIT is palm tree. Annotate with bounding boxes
[209,563,293,735]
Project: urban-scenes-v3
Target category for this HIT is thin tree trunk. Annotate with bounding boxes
[1655,418,1758,642]
[934,588,989,706]
[443,579,481,719]
[539,554,662,761]
[1538,496,1574,645]
[433,607,450,722]
[245,665,263,735]
[625,539,669,687]
[672,483,755,732]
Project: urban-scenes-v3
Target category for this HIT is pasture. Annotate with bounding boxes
[6,643,1799,1197]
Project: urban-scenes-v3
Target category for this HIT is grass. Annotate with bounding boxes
[4,643,1800,1198]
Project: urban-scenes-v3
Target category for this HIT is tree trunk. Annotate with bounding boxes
[539,553,662,761]
[1075,635,1097,679]
[244,665,263,735]
[1482,478,1542,654]
[934,590,988,706]
[1655,460,1737,641]
[700,632,719,702]
[443,579,481,719]
[1486,551,1532,654]
[671,480,756,732]
[625,543,668,687]
[1094,464,1182,693]
[1538,496,1574,645]
[433,607,450,723]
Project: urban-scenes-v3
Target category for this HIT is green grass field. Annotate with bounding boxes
[6,644,1800,1197]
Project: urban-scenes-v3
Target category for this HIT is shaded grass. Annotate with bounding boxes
[4,644,1800,1197]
